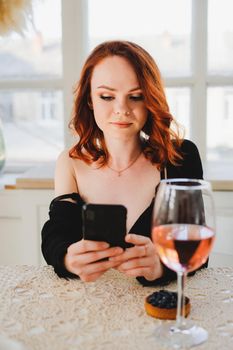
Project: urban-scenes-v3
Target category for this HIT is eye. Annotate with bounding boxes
[129,94,144,101]
[100,95,114,101]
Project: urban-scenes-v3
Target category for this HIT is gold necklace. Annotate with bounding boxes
[107,151,142,177]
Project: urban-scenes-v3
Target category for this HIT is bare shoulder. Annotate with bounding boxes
[56,149,72,164]
[55,149,75,178]
[55,150,78,197]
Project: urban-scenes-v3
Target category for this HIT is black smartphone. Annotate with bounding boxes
[82,203,131,249]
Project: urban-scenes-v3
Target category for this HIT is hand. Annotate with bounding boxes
[109,234,163,281]
[64,239,123,282]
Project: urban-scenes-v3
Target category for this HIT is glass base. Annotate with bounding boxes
[153,320,208,349]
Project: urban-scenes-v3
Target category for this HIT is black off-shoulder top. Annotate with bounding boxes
[41,139,207,285]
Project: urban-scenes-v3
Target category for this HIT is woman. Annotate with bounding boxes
[41,40,205,285]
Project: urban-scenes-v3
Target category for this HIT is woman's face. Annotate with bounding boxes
[90,55,148,140]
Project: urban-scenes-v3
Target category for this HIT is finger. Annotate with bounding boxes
[124,266,162,281]
[68,239,110,255]
[126,235,157,257]
[78,258,121,276]
[68,252,122,275]
[125,234,151,245]
[118,257,152,271]
[79,270,106,282]
[123,266,153,277]
[76,246,123,265]
[109,245,147,262]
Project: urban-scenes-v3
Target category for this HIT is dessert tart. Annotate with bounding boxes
[145,289,191,320]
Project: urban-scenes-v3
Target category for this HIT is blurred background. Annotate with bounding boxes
[0,0,232,172]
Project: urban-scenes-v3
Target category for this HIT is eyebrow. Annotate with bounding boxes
[97,85,141,92]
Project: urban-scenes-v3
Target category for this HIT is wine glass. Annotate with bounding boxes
[151,178,215,349]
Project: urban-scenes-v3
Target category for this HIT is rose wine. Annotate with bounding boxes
[152,224,215,273]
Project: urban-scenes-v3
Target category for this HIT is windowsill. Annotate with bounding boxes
[0,161,233,191]
[203,161,233,191]
[0,162,55,190]
[0,172,23,190]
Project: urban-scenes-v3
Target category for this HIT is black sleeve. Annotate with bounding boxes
[136,139,207,287]
[41,193,84,279]
[168,139,203,180]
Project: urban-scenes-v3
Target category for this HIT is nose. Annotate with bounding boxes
[114,99,131,116]
[115,111,130,116]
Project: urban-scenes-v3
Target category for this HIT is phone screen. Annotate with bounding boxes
[82,203,130,248]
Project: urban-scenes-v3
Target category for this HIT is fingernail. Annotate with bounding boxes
[115,247,123,253]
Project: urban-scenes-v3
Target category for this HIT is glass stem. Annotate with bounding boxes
[176,271,187,328]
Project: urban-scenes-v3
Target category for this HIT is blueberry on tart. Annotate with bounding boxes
[145,289,191,320]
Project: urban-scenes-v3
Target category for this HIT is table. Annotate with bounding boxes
[0,266,233,350]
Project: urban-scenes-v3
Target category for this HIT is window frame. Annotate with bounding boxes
[0,0,233,170]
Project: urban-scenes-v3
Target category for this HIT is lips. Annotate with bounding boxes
[110,121,132,126]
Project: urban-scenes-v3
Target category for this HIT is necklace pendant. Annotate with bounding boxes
[107,151,142,177]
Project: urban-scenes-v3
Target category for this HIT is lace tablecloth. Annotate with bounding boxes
[0,266,233,350]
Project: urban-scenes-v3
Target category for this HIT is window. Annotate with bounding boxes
[0,0,64,170]
[208,0,233,74]
[87,0,233,164]
[207,0,233,162]
[207,87,233,161]
[165,88,191,138]
[0,0,232,171]
[88,0,191,76]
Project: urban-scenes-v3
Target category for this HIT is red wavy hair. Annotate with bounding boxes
[69,40,183,168]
